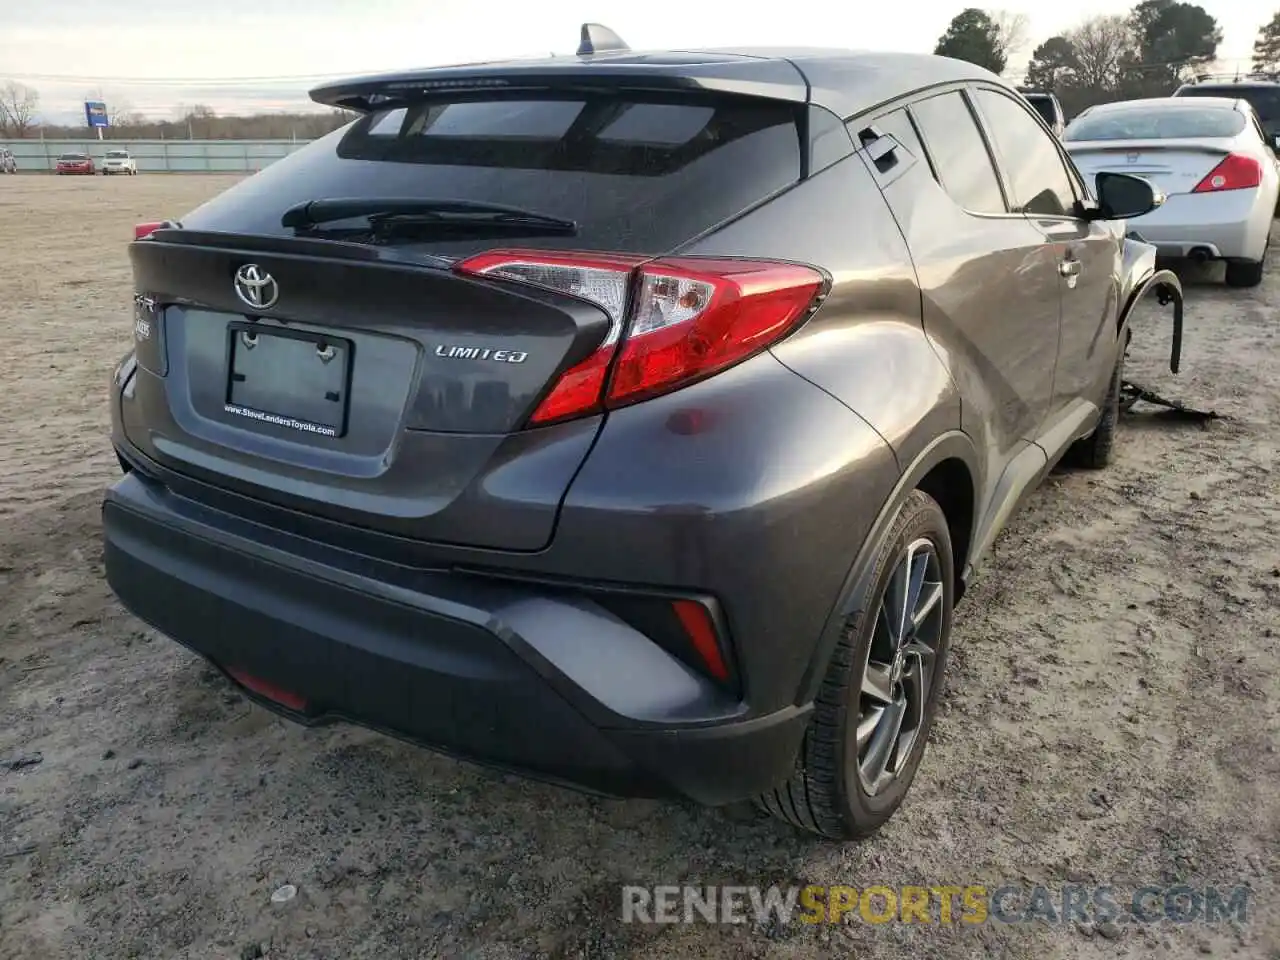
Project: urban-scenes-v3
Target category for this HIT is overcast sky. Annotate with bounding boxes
[1,0,1271,122]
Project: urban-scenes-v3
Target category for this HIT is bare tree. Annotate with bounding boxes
[991,9,1031,60]
[108,99,135,128]
[1067,15,1135,92]
[0,80,40,138]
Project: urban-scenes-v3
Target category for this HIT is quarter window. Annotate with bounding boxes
[909,92,1005,214]
[974,89,1078,217]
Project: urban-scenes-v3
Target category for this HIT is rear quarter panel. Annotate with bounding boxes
[675,151,960,474]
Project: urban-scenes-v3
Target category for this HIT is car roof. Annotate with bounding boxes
[310,48,1006,121]
[1180,79,1280,89]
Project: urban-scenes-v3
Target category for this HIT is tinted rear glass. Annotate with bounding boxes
[181,93,803,256]
[1066,106,1245,141]
[1179,85,1280,122]
[107,151,129,158]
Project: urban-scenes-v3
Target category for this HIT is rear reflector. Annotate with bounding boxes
[134,221,164,240]
[225,668,309,712]
[671,599,730,682]
[1192,154,1262,193]
[455,250,826,425]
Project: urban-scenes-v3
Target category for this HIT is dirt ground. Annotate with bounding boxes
[0,174,1276,960]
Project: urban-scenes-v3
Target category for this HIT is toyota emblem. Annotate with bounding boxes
[234,264,279,310]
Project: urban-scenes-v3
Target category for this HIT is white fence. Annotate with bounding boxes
[2,139,312,174]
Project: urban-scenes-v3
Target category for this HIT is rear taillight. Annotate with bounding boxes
[455,250,825,425]
[1192,154,1262,193]
[134,222,164,240]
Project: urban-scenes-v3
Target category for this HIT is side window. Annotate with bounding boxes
[908,91,1006,214]
[973,89,1078,217]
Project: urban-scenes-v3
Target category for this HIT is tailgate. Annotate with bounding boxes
[122,233,610,551]
[120,85,806,550]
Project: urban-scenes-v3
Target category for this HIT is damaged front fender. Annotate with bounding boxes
[1118,232,1185,374]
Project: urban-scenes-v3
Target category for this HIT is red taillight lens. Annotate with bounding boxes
[455,250,825,425]
[671,599,730,683]
[1193,154,1262,193]
[610,258,825,407]
[134,222,164,240]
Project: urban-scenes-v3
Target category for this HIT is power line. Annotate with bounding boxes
[0,71,359,86]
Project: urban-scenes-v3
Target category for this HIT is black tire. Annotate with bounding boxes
[1225,258,1265,288]
[758,489,954,840]
[1068,349,1123,470]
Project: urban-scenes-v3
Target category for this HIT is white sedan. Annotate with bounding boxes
[102,150,138,176]
[1065,97,1280,288]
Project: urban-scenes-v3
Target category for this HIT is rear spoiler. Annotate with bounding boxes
[309,60,809,113]
[1066,139,1230,155]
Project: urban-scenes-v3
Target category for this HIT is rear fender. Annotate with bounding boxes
[794,431,981,706]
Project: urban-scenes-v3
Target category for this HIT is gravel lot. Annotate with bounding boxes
[1,174,1277,960]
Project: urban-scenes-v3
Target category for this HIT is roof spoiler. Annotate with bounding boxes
[577,23,629,56]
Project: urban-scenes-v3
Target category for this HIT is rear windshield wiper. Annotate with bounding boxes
[281,198,577,235]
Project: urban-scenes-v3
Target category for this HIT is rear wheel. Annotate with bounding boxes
[1225,258,1265,288]
[759,490,954,840]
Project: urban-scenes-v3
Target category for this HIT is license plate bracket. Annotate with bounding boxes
[224,322,353,438]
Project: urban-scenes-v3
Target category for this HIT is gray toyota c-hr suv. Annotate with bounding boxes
[104,27,1182,840]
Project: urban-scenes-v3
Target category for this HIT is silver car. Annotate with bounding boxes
[1065,96,1280,287]
[102,149,138,175]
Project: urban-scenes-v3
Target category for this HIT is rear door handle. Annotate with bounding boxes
[1059,258,1082,278]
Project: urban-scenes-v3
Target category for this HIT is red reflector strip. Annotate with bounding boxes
[225,668,309,711]
[671,599,729,682]
[134,222,164,240]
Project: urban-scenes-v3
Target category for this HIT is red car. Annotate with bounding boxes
[55,152,95,175]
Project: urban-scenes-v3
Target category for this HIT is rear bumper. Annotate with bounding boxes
[1129,189,1271,260]
[102,470,811,804]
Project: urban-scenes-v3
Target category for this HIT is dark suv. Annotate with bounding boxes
[104,31,1180,840]
[1174,74,1280,145]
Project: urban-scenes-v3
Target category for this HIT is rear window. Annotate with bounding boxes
[180,93,803,255]
[1179,85,1280,122]
[1066,106,1246,141]
[107,151,130,158]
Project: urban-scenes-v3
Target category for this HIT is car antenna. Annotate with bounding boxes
[577,23,629,56]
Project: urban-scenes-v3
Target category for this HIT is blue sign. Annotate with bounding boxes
[85,101,108,128]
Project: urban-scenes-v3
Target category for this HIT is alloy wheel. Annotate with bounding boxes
[854,537,945,797]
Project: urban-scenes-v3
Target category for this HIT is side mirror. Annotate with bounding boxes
[1091,172,1164,220]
